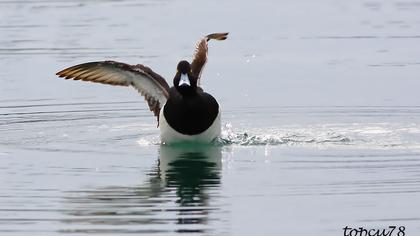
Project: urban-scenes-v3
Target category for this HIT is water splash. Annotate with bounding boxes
[216,123,351,146]
[133,122,420,150]
[136,136,160,146]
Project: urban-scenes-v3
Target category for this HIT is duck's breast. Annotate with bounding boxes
[159,106,221,144]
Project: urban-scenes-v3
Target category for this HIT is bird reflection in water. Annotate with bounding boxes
[60,145,223,234]
[159,144,222,229]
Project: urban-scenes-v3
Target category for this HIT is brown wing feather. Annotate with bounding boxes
[56,61,170,122]
[191,32,228,86]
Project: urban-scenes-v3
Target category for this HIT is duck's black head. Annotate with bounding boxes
[173,60,197,96]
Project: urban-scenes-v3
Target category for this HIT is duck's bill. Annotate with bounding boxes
[179,73,191,87]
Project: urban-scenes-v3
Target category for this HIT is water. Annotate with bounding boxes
[1,0,420,235]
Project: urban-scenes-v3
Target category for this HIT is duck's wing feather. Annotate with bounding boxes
[191,32,228,86]
[56,61,170,121]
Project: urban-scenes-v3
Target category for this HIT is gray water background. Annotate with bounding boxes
[1,0,420,235]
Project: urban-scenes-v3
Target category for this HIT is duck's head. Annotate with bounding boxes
[174,60,197,95]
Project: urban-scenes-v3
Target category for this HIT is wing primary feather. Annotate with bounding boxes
[206,32,229,41]
[56,61,170,124]
[191,32,229,85]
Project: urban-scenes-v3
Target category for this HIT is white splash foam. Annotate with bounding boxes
[216,122,420,150]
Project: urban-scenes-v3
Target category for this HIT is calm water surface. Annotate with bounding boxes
[1,0,420,235]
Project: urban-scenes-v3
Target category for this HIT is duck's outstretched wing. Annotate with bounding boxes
[56,61,170,122]
[191,32,228,86]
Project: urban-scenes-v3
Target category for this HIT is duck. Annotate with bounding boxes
[56,32,228,144]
